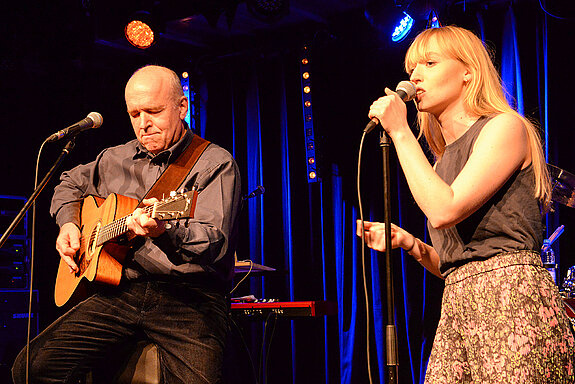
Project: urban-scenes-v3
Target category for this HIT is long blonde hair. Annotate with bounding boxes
[405,25,551,206]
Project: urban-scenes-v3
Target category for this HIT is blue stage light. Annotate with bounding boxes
[391,12,414,42]
[427,10,441,29]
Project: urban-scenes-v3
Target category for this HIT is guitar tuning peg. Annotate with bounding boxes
[170,191,177,197]
[175,221,180,228]
[184,219,190,228]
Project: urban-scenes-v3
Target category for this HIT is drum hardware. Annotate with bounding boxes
[549,163,575,299]
[549,164,575,208]
[562,266,575,299]
[542,225,563,284]
[564,298,575,330]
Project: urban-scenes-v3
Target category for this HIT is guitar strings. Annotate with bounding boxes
[95,203,159,245]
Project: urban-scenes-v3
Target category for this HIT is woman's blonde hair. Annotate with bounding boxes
[405,25,551,206]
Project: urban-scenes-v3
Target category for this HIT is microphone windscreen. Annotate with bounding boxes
[87,112,103,128]
[395,81,416,102]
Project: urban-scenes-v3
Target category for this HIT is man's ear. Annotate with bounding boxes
[179,96,188,120]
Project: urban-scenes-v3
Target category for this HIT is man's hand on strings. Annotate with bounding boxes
[56,222,81,273]
[126,198,166,238]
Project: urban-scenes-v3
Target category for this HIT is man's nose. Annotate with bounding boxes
[139,112,151,130]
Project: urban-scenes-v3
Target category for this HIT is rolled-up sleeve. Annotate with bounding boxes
[50,157,101,228]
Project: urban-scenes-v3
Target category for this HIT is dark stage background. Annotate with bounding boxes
[1,1,574,383]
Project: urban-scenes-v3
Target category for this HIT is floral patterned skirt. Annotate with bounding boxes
[425,251,575,383]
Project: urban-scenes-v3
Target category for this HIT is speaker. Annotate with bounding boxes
[0,289,39,378]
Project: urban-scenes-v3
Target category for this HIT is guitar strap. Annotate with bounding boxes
[137,132,210,208]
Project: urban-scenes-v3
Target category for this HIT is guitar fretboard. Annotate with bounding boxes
[96,205,155,246]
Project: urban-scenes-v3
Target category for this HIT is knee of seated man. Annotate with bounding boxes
[12,346,56,384]
[11,347,30,384]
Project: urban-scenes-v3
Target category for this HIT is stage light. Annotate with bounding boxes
[300,43,319,183]
[246,0,289,22]
[427,10,441,29]
[391,11,414,42]
[125,11,156,49]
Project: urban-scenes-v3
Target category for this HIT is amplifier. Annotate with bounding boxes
[0,289,39,365]
[0,238,28,262]
[0,239,29,288]
[0,195,31,290]
[0,273,27,289]
[0,195,28,239]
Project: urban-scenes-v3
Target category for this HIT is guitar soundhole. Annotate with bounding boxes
[88,223,101,259]
[76,253,87,275]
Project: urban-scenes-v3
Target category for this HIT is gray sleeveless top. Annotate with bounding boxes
[427,116,543,277]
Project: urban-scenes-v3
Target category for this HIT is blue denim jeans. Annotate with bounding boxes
[12,280,229,384]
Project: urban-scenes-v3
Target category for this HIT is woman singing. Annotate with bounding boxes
[358,25,574,382]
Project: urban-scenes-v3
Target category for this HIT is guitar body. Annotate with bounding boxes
[54,194,139,307]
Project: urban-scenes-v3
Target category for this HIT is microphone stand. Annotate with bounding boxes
[0,139,76,248]
[379,130,399,383]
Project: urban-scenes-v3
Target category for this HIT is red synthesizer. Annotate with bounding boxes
[230,300,337,318]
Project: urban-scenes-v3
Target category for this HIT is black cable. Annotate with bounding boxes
[229,315,260,384]
[258,312,275,384]
[262,314,277,384]
[356,131,374,384]
[25,139,49,384]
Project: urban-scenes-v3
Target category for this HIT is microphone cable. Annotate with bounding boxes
[356,82,415,383]
[25,138,48,384]
[357,130,375,384]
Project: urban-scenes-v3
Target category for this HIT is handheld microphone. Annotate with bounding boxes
[244,186,265,200]
[364,81,416,134]
[46,112,103,142]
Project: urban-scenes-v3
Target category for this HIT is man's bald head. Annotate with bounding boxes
[126,65,184,105]
[124,65,188,155]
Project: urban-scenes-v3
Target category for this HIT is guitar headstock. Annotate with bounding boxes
[151,190,197,221]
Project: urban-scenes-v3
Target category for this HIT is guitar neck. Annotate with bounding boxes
[94,189,196,247]
[96,205,154,246]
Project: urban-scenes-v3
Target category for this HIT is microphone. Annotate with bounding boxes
[364,81,417,134]
[46,112,103,142]
[244,186,265,200]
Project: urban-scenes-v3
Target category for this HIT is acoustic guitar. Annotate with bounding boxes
[54,190,197,307]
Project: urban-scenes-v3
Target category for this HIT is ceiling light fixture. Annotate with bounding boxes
[125,11,156,49]
[391,11,414,42]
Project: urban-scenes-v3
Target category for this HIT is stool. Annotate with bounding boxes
[86,341,161,384]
